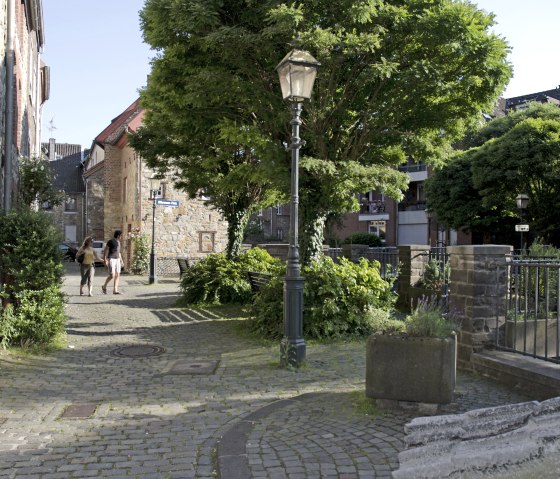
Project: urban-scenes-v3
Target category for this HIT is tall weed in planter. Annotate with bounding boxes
[129,227,150,274]
[0,207,65,347]
[250,256,396,340]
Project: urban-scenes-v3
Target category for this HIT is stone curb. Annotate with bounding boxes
[216,393,323,479]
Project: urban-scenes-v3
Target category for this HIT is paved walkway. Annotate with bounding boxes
[0,264,534,478]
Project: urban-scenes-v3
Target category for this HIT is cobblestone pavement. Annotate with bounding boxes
[0,264,533,479]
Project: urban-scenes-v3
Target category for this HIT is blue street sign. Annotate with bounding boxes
[155,199,180,208]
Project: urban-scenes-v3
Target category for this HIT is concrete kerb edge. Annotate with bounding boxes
[216,393,322,479]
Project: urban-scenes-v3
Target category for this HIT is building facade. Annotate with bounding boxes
[83,100,229,271]
[1,0,49,211]
[43,140,86,246]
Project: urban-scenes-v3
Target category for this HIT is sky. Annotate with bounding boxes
[40,0,560,149]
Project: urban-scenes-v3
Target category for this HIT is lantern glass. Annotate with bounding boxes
[516,194,529,210]
[276,49,320,101]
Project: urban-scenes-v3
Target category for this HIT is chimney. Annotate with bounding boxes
[49,138,56,161]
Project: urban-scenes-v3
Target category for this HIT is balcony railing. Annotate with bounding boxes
[398,164,427,173]
[359,201,386,214]
[398,201,426,212]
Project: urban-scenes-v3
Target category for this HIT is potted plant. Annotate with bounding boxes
[366,296,460,404]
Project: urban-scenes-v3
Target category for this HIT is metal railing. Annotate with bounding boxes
[324,246,399,278]
[496,258,560,363]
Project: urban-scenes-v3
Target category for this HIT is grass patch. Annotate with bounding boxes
[2,331,67,357]
[348,390,382,417]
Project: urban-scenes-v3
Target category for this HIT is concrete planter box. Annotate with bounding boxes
[366,333,457,404]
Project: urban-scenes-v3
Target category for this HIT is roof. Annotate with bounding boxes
[41,141,82,159]
[49,152,86,193]
[506,86,560,109]
[95,98,142,145]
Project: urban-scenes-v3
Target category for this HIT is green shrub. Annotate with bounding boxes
[404,296,459,338]
[250,256,396,340]
[0,286,65,348]
[342,233,383,247]
[180,247,282,305]
[416,259,449,290]
[129,227,150,274]
[0,207,65,347]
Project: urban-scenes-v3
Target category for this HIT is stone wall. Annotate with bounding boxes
[85,167,104,242]
[448,245,512,369]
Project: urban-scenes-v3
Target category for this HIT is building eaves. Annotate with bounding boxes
[95,99,142,146]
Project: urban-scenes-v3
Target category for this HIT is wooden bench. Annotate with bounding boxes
[247,271,272,294]
[177,258,190,278]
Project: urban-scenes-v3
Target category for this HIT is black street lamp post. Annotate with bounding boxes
[516,193,529,254]
[149,177,163,285]
[276,49,320,367]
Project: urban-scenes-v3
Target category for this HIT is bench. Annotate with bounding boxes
[177,258,190,278]
[247,271,272,294]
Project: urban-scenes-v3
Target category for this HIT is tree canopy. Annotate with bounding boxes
[426,103,560,245]
[132,0,511,261]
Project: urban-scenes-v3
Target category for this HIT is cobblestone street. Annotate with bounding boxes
[0,264,533,478]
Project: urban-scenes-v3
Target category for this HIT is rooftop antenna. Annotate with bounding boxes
[47,117,57,137]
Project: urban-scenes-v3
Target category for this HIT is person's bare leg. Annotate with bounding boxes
[103,273,113,293]
[113,272,120,293]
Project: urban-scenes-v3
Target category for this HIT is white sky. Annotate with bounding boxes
[40,0,560,148]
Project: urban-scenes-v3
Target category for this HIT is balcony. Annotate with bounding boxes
[398,201,426,212]
[398,163,428,182]
[358,201,390,222]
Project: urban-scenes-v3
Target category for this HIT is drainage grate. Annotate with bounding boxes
[60,404,98,419]
[111,345,166,358]
[163,360,220,375]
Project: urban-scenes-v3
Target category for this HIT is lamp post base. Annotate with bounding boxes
[149,252,157,285]
[282,276,305,367]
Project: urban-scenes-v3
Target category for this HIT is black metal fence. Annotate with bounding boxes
[496,258,560,363]
[324,246,399,278]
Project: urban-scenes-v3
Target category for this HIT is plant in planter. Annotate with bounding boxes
[366,296,460,404]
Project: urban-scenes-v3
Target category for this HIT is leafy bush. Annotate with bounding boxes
[129,227,150,274]
[404,296,459,338]
[250,256,396,340]
[0,207,65,346]
[342,233,383,247]
[180,247,282,304]
[415,259,449,290]
[0,286,65,348]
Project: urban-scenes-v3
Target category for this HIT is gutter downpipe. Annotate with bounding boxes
[4,0,16,212]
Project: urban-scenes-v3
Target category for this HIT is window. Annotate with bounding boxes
[198,231,216,253]
[276,228,283,241]
[122,177,128,203]
[65,196,77,212]
[276,204,283,215]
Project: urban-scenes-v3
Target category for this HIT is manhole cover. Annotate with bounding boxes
[163,360,220,375]
[60,404,98,419]
[111,345,166,358]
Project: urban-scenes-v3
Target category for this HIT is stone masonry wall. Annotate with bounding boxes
[448,245,512,369]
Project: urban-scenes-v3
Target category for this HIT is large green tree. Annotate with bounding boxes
[132,0,511,261]
[426,103,560,245]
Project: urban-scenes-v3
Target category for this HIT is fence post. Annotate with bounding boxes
[447,245,512,370]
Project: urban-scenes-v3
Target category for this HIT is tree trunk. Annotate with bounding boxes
[225,209,250,260]
[300,211,326,265]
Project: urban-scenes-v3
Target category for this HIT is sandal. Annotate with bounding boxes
[113,291,122,295]
[101,286,107,294]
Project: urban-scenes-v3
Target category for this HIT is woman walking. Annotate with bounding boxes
[76,236,103,296]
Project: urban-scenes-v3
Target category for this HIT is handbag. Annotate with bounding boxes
[77,252,85,264]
